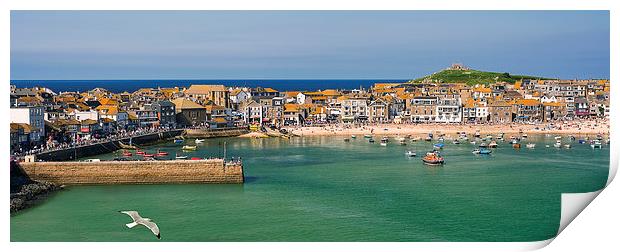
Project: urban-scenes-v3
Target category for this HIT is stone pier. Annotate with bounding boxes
[17,159,244,185]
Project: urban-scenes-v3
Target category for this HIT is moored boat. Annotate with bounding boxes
[526,143,536,149]
[142,153,155,158]
[351,135,357,139]
[553,142,562,148]
[512,143,521,149]
[452,139,460,144]
[591,140,603,149]
[398,138,407,145]
[479,142,488,148]
[122,150,133,157]
[369,138,375,143]
[175,154,188,159]
[472,147,492,155]
[405,151,416,157]
[380,137,388,146]
[344,138,350,142]
[195,139,205,144]
[182,145,197,151]
[156,149,169,156]
[364,134,372,138]
[564,144,571,149]
[433,143,444,150]
[136,150,145,155]
[488,141,498,148]
[174,139,184,144]
[422,151,444,165]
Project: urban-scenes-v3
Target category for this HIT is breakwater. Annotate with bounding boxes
[10,161,62,213]
[184,127,249,138]
[17,159,244,185]
[35,130,184,161]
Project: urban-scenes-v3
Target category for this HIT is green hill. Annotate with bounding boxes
[408,69,551,86]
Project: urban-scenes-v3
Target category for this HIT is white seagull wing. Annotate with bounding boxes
[120,211,142,222]
[139,219,161,239]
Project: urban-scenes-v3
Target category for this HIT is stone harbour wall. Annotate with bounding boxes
[18,159,244,185]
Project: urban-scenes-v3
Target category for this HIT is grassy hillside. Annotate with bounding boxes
[408,69,551,86]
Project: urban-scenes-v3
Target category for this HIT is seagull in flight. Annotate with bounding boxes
[119,211,161,239]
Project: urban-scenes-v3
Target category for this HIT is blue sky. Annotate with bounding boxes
[10,11,610,80]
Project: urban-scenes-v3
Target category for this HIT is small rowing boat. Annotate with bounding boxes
[472,147,492,155]
[182,145,197,151]
[433,143,444,150]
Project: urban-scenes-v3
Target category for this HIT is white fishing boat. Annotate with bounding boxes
[380,137,388,146]
[554,136,562,140]
[452,139,460,144]
[553,142,562,148]
[488,141,498,148]
[470,141,476,145]
[564,144,571,149]
[175,154,188,159]
[526,143,536,149]
[405,151,417,157]
[591,140,603,149]
[195,139,205,144]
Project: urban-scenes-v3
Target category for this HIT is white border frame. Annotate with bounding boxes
[2,1,617,251]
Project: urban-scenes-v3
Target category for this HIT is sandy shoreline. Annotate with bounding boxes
[283,119,609,138]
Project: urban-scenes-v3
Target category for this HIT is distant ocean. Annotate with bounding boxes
[9,79,408,93]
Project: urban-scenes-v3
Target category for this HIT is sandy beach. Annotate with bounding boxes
[283,119,609,138]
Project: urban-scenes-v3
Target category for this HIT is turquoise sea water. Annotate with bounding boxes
[10,135,609,242]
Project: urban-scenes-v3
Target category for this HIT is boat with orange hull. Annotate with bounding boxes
[422,151,444,165]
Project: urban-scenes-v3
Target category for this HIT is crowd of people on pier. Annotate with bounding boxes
[11,125,187,158]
